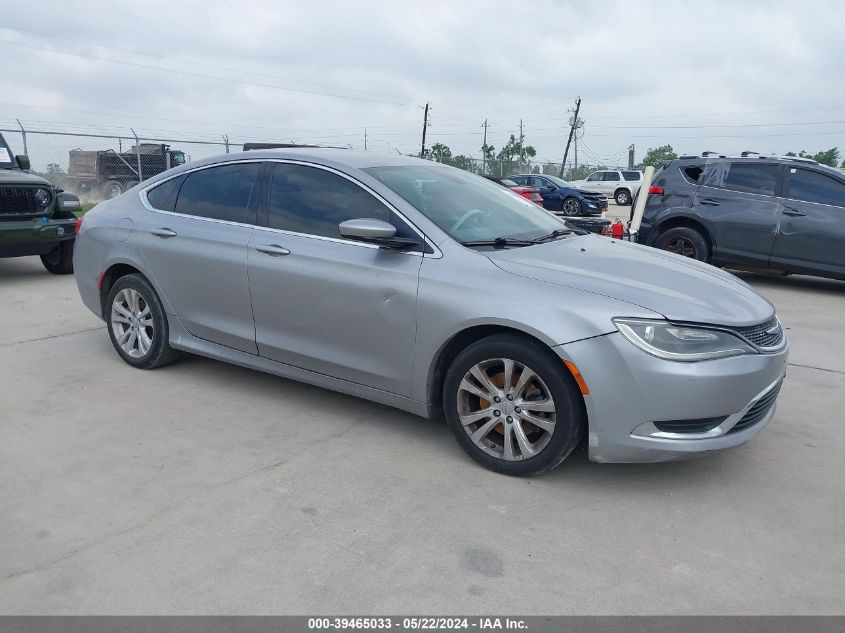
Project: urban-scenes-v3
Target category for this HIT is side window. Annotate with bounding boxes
[268,163,390,238]
[586,172,601,182]
[145,177,182,211]
[174,163,260,223]
[603,172,621,181]
[681,165,704,184]
[512,176,527,186]
[723,163,779,196]
[528,177,545,188]
[622,171,641,181]
[788,169,845,206]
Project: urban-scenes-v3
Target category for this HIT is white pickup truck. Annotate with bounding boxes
[568,169,643,205]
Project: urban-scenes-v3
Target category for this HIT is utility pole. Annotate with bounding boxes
[519,119,524,144]
[481,118,490,172]
[419,102,430,158]
[364,128,367,151]
[574,134,578,171]
[628,144,635,169]
[559,97,581,178]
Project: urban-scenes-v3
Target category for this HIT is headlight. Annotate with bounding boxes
[613,318,756,361]
[34,188,52,210]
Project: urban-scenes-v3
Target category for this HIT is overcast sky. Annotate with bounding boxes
[1,0,844,168]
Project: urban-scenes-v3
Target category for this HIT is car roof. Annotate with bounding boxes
[223,147,427,169]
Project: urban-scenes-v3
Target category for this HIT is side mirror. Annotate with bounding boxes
[58,191,82,213]
[338,218,419,251]
[546,184,557,191]
[15,155,30,171]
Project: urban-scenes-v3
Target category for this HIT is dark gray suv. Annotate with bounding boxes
[636,153,845,281]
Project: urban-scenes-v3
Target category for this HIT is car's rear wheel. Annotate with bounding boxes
[614,188,631,205]
[561,197,581,216]
[655,226,710,262]
[40,241,74,274]
[106,274,179,369]
[443,334,585,476]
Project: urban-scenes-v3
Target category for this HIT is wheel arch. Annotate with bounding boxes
[98,262,146,318]
[425,323,582,420]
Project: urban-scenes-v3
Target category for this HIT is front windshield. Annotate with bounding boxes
[365,165,564,243]
[545,175,571,187]
[0,135,15,169]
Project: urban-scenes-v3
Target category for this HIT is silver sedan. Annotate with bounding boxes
[73,149,788,475]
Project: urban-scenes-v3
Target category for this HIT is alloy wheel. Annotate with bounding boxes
[665,237,697,258]
[562,199,580,216]
[111,288,154,358]
[457,358,556,461]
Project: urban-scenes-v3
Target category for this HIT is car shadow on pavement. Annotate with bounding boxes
[0,259,54,282]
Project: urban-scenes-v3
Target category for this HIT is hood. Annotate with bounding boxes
[486,235,775,327]
[0,169,51,186]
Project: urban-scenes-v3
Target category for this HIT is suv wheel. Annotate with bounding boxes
[443,334,585,476]
[561,197,581,216]
[614,189,631,205]
[40,242,74,274]
[106,274,180,369]
[655,227,710,262]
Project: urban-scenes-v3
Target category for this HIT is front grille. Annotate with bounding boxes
[0,187,38,215]
[732,316,784,349]
[729,379,783,434]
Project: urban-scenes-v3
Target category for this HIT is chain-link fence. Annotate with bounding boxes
[1,120,630,202]
[0,123,236,203]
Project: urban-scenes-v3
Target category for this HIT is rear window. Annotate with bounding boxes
[622,171,641,181]
[700,162,778,196]
[681,165,704,184]
[145,177,181,211]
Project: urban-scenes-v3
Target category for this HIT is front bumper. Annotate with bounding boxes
[555,330,789,463]
[0,216,77,257]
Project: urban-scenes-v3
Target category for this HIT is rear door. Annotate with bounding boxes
[770,166,845,278]
[137,161,262,353]
[247,161,423,396]
[694,161,782,266]
[601,171,621,195]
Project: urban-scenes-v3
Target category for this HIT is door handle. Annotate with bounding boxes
[150,228,177,238]
[783,208,807,217]
[255,244,291,256]
[699,199,721,206]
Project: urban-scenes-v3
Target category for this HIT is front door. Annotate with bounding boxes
[248,162,423,396]
[137,161,262,353]
[770,166,845,278]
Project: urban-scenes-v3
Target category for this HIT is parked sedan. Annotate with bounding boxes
[74,149,788,475]
[510,173,607,216]
[482,175,544,205]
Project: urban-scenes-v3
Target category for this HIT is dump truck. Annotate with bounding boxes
[67,143,186,199]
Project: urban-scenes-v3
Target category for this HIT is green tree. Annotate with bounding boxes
[785,148,839,166]
[449,154,476,172]
[430,143,452,163]
[639,145,677,168]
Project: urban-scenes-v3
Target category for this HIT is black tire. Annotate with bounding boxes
[442,334,586,476]
[40,241,74,274]
[101,180,124,199]
[655,226,711,262]
[614,188,632,205]
[560,197,582,216]
[105,274,180,369]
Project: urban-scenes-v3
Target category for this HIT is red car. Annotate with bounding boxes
[482,175,544,205]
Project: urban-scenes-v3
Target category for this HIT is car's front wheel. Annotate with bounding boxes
[106,274,180,369]
[40,241,74,274]
[443,334,585,476]
[561,197,582,216]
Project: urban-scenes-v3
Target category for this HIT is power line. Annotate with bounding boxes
[1,38,422,108]
[2,26,414,103]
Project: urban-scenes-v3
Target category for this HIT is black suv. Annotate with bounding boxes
[636,152,845,281]
[0,133,81,273]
